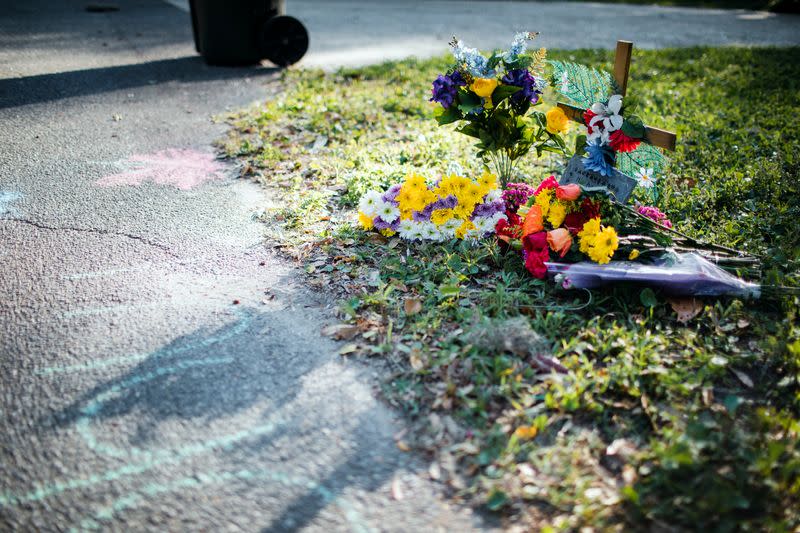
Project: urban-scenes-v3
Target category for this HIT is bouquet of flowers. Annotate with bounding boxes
[430,33,571,187]
[357,170,507,241]
[497,177,762,296]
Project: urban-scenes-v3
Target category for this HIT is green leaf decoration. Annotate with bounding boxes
[616,142,668,181]
[621,115,646,139]
[434,106,461,125]
[491,85,521,106]
[549,60,613,110]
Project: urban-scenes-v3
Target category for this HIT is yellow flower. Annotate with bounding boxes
[455,219,476,239]
[578,217,602,253]
[579,217,602,237]
[430,208,454,226]
[535,188,552,217]
[358,211,374,230]
[477,170,498,190]
[513,425,538,440]
[380,229,397,237]
[547,201,567,227]
[588,226,619,264]
[404,172,427,191]
[628,249,640,260]
[579,233,595,254]
[545,106,571,135]
[470,78,499,99]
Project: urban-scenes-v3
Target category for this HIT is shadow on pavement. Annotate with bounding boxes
[0,56,278,109]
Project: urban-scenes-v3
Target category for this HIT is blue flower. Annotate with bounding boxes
[451,40,495,78]
[583,140,615,177]
[503,32,529,62]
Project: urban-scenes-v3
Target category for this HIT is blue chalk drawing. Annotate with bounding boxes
[39,306,251,375]
[7,306,370,532]
[0,190,22,216]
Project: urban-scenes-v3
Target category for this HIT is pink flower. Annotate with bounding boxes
[533,175,559,195]
[555,183,581,201]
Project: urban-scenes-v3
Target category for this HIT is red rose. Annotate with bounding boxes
[563,212,588,235]
[524,246,550,279]
[522,230,548,252]
[609,130,642,153]
[580,197,601,220]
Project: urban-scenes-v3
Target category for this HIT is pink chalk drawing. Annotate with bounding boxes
[96,148,226,190]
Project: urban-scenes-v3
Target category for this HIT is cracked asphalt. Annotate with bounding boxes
[1,0,798,531]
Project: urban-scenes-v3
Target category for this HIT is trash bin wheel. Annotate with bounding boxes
[258,15,309,67]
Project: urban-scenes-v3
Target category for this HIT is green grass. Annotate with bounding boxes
[222,47,800,530]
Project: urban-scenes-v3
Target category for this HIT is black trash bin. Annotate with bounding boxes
[190,0,309,67]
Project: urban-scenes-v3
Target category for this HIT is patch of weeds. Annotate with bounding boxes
[223,47,800,530]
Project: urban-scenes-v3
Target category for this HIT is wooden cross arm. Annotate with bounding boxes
[557,101,677,152]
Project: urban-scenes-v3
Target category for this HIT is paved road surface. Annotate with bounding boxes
[1,0,797,531]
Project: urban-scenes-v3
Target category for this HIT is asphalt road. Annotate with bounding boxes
[1,0,798,531]
[0,1,491,531]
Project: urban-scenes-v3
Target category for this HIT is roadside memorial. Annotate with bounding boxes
[358,35,767,298]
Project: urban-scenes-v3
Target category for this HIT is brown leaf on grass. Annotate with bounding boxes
[668,297,704,323]
[404,298,423,316]
[409,349,425,371]
[396,440,410,452]
[321,324,359,340]
[338,343,359,355]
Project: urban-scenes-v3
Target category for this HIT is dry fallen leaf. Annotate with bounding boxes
[321,324,359,340]
[338,343,359,355]
[404,298,423,316]
[668,297,704,323]
[409,349,425,371]
[396,440,410,452]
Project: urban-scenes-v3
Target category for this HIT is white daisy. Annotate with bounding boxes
[440,218,463,238]
[420,222,442,241]
[635,167,656,189]
[398,219,419,239]
[376,201,400,223]
[358,190,384,218]
[472,216,495,234]
[484,188,502,203]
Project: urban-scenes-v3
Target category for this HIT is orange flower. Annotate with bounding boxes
[547,227,573,257]
[555,183,581,201]
[521,204,543,237]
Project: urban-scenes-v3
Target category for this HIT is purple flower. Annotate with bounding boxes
[430,71,466,109]
[431,195,458,210]
[502,182,536,212]
[501,69,540,105]
[373,216,400,231]
[471,200,505,219]
[412,204,434,222]
[382,184,402,204]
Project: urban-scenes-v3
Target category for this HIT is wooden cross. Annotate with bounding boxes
[557,41,677,152]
